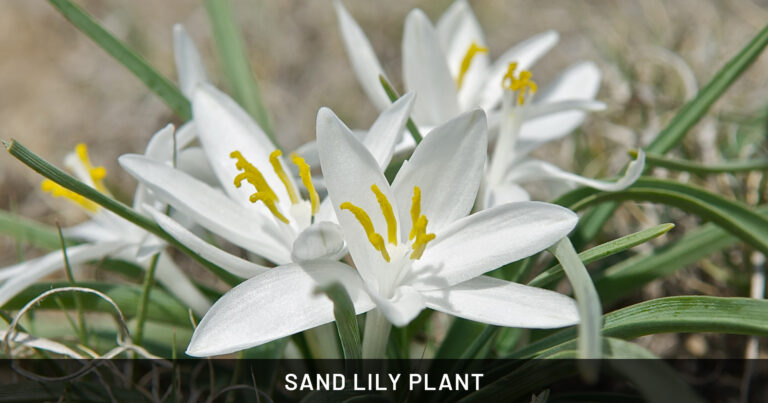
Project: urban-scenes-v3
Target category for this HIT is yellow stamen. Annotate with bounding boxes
[371,184,397,245]
[456,42,488,89]
[41,180,99,212]
[501,62,537,105]
[340,202,390,262]
[75,143,109,194]
[230,150,289,224]
[291,153,320,215]
[269,150,299,204]
[408,186,436,260]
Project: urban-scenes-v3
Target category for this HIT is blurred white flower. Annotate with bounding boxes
[184,108,580,357]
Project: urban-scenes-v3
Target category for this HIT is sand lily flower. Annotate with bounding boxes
[120,84,415,274]
[0,142,211,315]
[335,0,605,153]
[184,108,580,357]
[482,64,646,207]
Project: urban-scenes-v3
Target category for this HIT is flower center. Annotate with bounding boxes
[40,143,105,212]
[230,149,319,224]
[340,185,435,262]
[502,62,537,105]
[456,41,488,89]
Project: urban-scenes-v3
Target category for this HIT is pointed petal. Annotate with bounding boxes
[186,261,374,356]
[153,253,212,316]
[363,93,415,169]
[411,202,578,289]
[334,0,392,111]
[507,151,645,192]
[479,31,559,110]
[423,275,579,328]
[392,110,487,237]
[120,154,291,264]
[0,242,123,308]
[174,24,208,97]
[402,9,459,126]
[193,84,295,216]
[316,107,396,289]
[291,221,347,263]
[368,285,425,327]
[146,207,271,278]
[518,61,602,147]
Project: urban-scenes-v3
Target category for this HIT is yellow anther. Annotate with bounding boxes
[502,62,537,105]
[456,42,488,89]
[269,150,299,204]
[291,153,320,216]
[75,143,109,194]
[408,186,435,260]
[41,180,99,212]
[231,150,289,224]
[340,202,390,262]
[370,184,397,245]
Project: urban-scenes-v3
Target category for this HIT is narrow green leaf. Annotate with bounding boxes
[0,210,70,250]
[529,223,675,289]
[4,140,239,286]
[47,0,190,120]
[379,75,422,144]
[204,0,275,144]
[434,319,486,359]
[315,282,362,359]
[632,150,768,174]
[557,177,768,255]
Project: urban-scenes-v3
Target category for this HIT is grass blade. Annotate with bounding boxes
[48,0,191,120]
[0,210,67,250]
[632,150,768,174]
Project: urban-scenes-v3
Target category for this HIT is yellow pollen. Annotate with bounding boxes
[41,180,99,212]
[501,62,537,105]
[269,150,299,204]
[340,202,390,262]
[230,150,289,224]
[408,186,435,260]
[371,184,397,245]
[291,153,320,216]
[75,143,109,194]
[456,42,488,89]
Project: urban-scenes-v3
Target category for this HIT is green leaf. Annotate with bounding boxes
[47,0,191,120]
[513,296,768,359]
[4,140,240,287]
[433,318,487,359]
[315,282,362,359]
[557,177,768,255]
[529,223,675,289]
[0,210,68,250]
[632,150,768,174]
[204,0,275,144]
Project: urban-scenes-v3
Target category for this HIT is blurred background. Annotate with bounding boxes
[1,0,768,357]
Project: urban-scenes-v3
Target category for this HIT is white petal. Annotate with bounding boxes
[482,181,531,209]
[518,61,602,147]
[334,0,392,111]
[402,9,459,126]
[368,285,425,327]
[63,219,118,243]
[186,261,374,356]
[153,253,212,316]
[0,242,123,308]
[391,110,487,237]
[174,24,208,98]
[193,84,295,216]
[507,150,645,192]
[316,108,398,289]
[363,93,415,169]
[175,147,218,187]
[146,207,271,279]
[120,154,291,264]
[291,221,347,263]
[423,275,579,328]
[411,202,578,289]
[479,30,559,110]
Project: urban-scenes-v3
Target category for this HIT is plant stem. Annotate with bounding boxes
[134,252,161,346]
[362,309,391,358]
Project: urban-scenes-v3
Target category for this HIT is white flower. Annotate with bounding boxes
[119,84,416,275]
[185,107,580,357]
[335,0,605,153]
[0,141,211,315]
